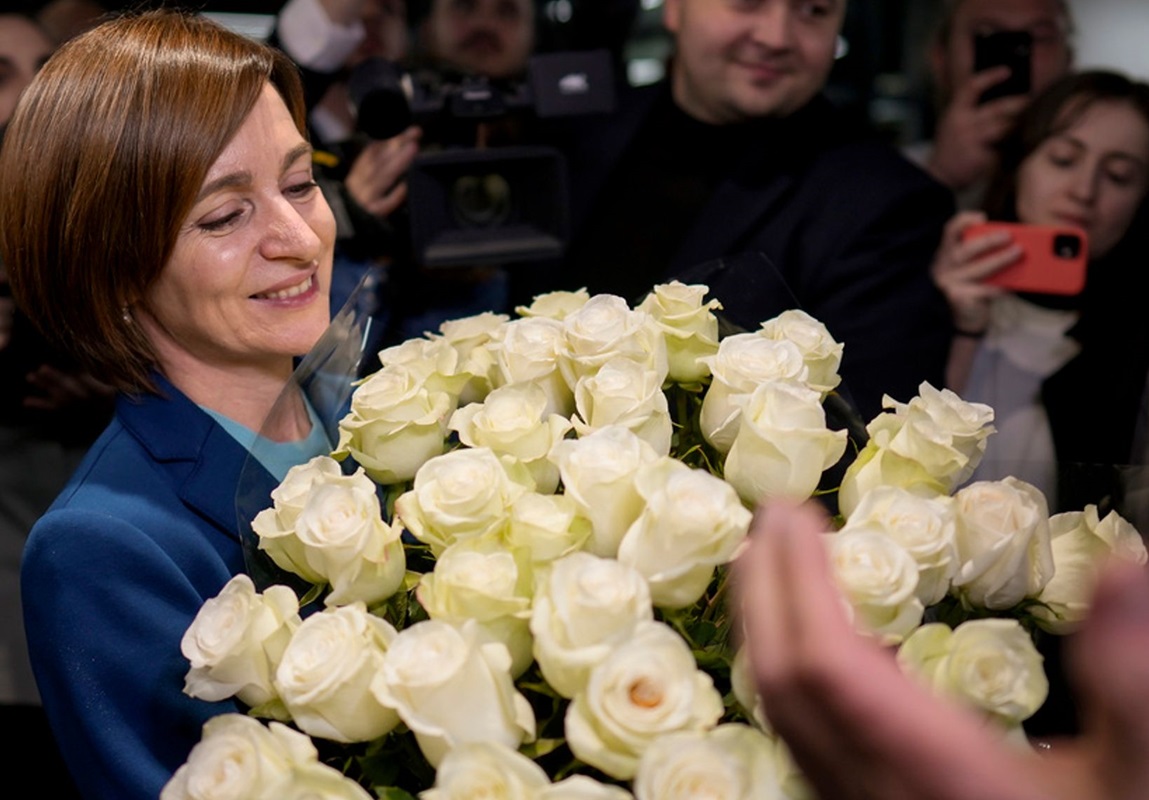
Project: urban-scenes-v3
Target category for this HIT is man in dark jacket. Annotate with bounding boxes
[524,0,955,419]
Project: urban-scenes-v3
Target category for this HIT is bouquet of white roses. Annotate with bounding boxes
[165,282,1146,800]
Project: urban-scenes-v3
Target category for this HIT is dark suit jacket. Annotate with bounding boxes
[22,376,277,800]
[544,83,955,420]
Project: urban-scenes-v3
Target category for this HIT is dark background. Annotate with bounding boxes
[8,0,948,146]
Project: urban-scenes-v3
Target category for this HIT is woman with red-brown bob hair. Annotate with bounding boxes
[0,11,337,798]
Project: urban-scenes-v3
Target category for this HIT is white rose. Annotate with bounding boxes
[252,456,347,584]
[699,334,809,453]
[416,538,534,676]
[951,477,1054,610]
[372,619,536,768]
[1033,506,1148,633]
[841,486,957,605]
[274,604,399,743]
[836,443,947,519]
[376,336,469,396]
[181,575,300,710]
[636,281,721,385]
[277,764,375,800]
[271,469,405,607]
[839,386,995,518]
[450,383,573,494]
[829,530,924,645]
[572,357,672,456]
[434,311,508,404]
[550,425,660,557]
[632,724,789,800]
[258,455,343,529]
[565,621,724,780]
[898,619,1048,726]
[515,287,591,320]
[723,381,848,505]
[161,715,314,800]
[333,364,453,485]
[395,447,530,556]
[420,741,549,800]
[530,551,654,699]
[617,458,750,609]
[490,316,574,417]
[436,310,509,353]
[758,309,843,394]
[507,492,592,564]
[559,294,668,387]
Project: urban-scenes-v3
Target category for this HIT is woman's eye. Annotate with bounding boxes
[285,180,319,199]
[198,209,244,232]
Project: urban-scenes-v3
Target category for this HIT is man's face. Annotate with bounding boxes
[664,0,846,125]
[424,0,534,80]
[934,0,1072,102]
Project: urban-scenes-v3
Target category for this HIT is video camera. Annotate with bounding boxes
[347,51,615,268]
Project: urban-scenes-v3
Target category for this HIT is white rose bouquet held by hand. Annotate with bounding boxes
[169,281,1146,798]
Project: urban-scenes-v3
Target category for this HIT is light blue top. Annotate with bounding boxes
[199,399,333,481]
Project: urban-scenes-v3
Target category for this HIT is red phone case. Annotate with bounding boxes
[963,222,1089,295]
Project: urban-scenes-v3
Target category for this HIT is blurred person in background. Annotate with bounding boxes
[519,0,954,420]
[908,0,1074,208]
[34,0,108,45]
[931,70,1149,514]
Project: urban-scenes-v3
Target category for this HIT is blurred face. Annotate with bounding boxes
[0,15,52,128]
[664,0,846,125]
[1016,99,1149,261]
[424,0,534,79]
[138,85,336,383]
[352,0,408,65]
[934,0,1071,102]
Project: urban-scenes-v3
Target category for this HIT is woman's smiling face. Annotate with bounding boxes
[1016,98,1149,260]
[137,84,336,383]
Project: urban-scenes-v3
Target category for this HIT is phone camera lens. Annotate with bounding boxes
[1053,234,1081,259]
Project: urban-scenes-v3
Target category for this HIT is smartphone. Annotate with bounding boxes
[963,222,1088,295]
[974,30,1033,104]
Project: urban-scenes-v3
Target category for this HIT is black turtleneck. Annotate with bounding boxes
[563,90,778,304]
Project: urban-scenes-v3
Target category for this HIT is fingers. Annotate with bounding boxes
[344,127,422,219]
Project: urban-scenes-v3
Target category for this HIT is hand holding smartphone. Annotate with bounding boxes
[962,222,1088,295]
[974,30,1033,105]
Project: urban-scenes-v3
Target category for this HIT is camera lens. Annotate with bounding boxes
[1053,233,1082,260]
[450,174,512,228]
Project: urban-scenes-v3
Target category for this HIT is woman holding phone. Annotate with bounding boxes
[930,70,1149,511]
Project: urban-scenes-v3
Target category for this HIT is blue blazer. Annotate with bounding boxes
[22,376,278,800]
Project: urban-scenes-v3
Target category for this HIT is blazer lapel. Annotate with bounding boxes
[116,378,278,544]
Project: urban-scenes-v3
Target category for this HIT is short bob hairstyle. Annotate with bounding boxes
[0,10,307,393]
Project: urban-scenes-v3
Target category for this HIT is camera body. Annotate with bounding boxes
[348,50,616,267]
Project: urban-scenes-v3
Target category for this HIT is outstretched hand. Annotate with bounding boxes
[733,501,1149,800]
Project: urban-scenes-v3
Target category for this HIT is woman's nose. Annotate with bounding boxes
[260,200,324,263]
